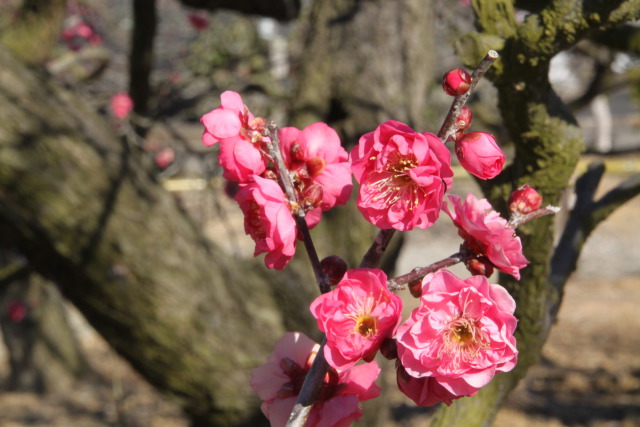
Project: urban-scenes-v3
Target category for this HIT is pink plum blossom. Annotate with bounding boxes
[200,91,269,182]
[235,176,320,270]
[395,270,518,398]
[250,332,381,427]
[454,132,505,180]
[310,268,403,371]
[110,93,133,119]
[279,122,352,212]
[443,193,529,279]
[350,120,454,231]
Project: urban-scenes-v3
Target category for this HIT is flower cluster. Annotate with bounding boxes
[250,332,381,427]
[198,88,547,421]
[200,91,352,269]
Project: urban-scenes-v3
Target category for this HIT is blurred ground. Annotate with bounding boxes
[1,155,639,427]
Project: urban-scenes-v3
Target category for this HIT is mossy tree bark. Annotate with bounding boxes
[0,46,318,426]
[430,1,640,425]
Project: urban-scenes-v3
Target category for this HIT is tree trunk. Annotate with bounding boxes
[0,270,90,393]
[290,0,436,145]
[0,46,317,426]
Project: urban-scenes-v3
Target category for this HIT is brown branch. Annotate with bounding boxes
[387,253,463,291]
[129,0,157,127]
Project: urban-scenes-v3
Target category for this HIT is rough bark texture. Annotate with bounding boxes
[0,46,318,426]
[290,0,436,146]
[430,1,640,425]
[0,272,90,393]
[0,0,67,65]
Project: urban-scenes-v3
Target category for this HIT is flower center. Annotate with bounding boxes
[355,314,378,338]
[368,152,425,209]
[440,316,489,367]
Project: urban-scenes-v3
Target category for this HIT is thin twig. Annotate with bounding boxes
[387,252,464,291]
[508,205,561,228]
[359,228,397,269]
[437,50,500,142]
[266,122,331,294]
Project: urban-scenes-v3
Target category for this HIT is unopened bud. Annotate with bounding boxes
[379,338,398,360]
[320,255,348,287]
[455,131,505,180]
[442,68,472,97]
[466,256,494,277]
[408,278,423,298]
[456,106,473,130]
[154,147,175,169]
[509,184,542,214]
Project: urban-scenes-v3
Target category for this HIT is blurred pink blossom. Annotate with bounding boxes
[110,92,133,120]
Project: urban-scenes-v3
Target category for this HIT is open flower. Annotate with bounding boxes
[250,332,381,427]
[396,270,518,399]
[235,176,320,269]
[310,268,403,371]
[443,193,529,279]
[200,91,269,182]
[350,120,453,231]
[279,122,352,212]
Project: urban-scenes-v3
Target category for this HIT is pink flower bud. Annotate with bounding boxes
[188,12,210,31]
[110,92,134,119]
[455,131,505,180]
[154,148,175,169]
[6,301,27,323]
[509,184,542,214]
[320,255,348,287]
[456,106,473,130]
[442,68,472,97]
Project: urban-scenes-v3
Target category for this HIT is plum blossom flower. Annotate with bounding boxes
[443,193,529,279]
[396,270,518,399]
[110,93,133,119]
[235,176,320,270]
[454,132,505,180]
[279,122,352,212]
[250,332,381,427]
[310,269,403,371]
[200,91,269,182]
[350,120,454,231]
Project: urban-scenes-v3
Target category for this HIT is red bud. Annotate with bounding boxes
[442,68,472,96]
[456,106,473,130]
[320,255,348,287]
[509,184,543,214]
